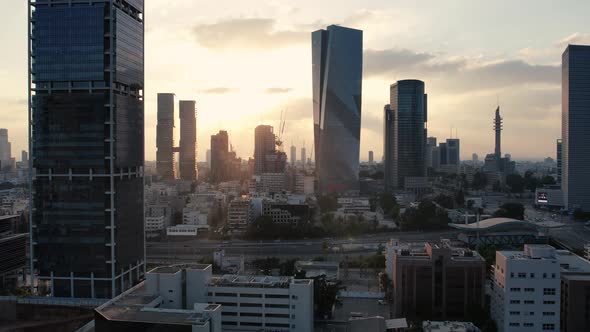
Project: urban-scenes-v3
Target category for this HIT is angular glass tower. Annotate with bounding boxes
[562,45,590,211]
[387,80,427,189]
[312,25,363,195]
[179,100,197,182]
[29,0,145,298]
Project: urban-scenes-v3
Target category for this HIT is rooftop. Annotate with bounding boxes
[148,264,211,275]
[556,249,590,273]
[95,283,218,326]
[209,274,298,288]
[448,217,563,233]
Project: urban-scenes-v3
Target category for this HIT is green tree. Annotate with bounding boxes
[493,202,525,220]
[306,275,345,319]
[401,200,450,230]
[472,172,488,190]
[506,174,525,193]
[380,193,399,217]
[541,175,556,186]
[318,195,339,212]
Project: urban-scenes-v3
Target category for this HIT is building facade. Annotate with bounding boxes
[312,25,363,194]
[179,100,197,182]
[157,93,175,179]
[254,125,277,175]
[386,80,427,189]
[389,242,485,320]
[29,0,145,298]
[211,131,229,183]
[0,129,12,170]
[490,245,561,332]
[562,44,590,211]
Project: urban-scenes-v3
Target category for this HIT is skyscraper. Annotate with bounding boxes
[312,25,363,194]
[472,153,479,164]
[206,149,211,169]
[254,125,277,174]
[562,45,590,211]
[446,139,460,166]
[29,0,145,298]
[425,136,437,169]
[290,144,296,166]
[300,146,306,165]
[494,106,503,167]
[386,80,427,189]
[0,129,11,170]
[383,104,396,192]
[179,100,197,182]
[368,151,374,164]
[156,93,175,179]
[556,139,562,184]
[210,130,229,183]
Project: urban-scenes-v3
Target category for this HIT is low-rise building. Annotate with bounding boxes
[295,260,339,280]
[490,244,560,332]
[422,321,480,332]
[167,224,200,236]
[145,215,165,233]
[227,198,252,231]
[389,241,485,320]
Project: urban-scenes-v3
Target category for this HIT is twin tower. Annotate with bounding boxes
[156,93,197,181]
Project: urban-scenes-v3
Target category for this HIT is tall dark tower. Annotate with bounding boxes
[179,100,197,182]
[494,106,502,162]
[29,0,145,298]
[157,93,175,179]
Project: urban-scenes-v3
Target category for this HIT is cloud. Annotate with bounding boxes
[364,48,559,92]
[265,87,292,94]
[557,33,590,48]
[192,18,307,50]
[200,87,237,94]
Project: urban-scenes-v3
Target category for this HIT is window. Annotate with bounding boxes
[511,272,515,278]
[524,300,534,304]
[217,302,237,307]
[222,322,237,326]
[510,288,521,292]
[543,312,556,316]
[509,323,520,327]
[510,300,521,304]
[518,272,527,278]
[265,304,289,309]
[168,290,173,293]
[241,322,263,327]
[266,294,289,299]
[544,288,556,296]
[266,313,290,318]
[551,273,556,278]
[240,293,262,298]
[543,323,555,330]
[510,311,521,315]
[266,323,290,328]
[215,292,237,297]
[524,323,534,327]
[241,312,262,317]
[525,288,535,292]
[241,303,262,307]
[291,295,298,300]
[543,300,556,305]
[530,273,535,278]
[222,312,237,316]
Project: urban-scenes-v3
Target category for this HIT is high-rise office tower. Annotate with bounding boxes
[439,142,448,165]
[179,100,197,182]
[211,130,229,183]
[156,93,175,179]
[472,153,479,164]
[425,136,437,169]
[446,139,460,166]
[368,151,374,164]
[387,80,427,189]
[300,146,306,165]
[290,145,296,166]
[562,45,590,211]
[312,25,362,194]
[254,125,276,174]
[206,149,211,169]
[556,139,562,184]
[29,0,145,298]
[0,129,11,170]
[383,104,396,192]
[22,151,28,164]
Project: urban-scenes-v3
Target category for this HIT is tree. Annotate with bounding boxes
[573,208,590,221]
[493,202,525,220]
[472,172,488,190]
[400,200,450,230]
[506,174,525,193]
[541,175,556,186]
[434,194,454,209]
[318,195,338,212]
[279,259,297,276]
[305,275,345,319]
[454,190,465,207]
[380,193,399,217]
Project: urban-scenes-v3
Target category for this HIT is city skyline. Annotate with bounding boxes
[2,1,590,161]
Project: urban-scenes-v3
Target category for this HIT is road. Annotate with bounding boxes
[146,230,460,262]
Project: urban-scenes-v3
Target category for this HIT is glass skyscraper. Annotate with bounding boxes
[156,93,175,179]
[29,0,145,298]
[385,80,427,189]
[562,45,590,211]
[179,100,197,182]
[312,25,363,194]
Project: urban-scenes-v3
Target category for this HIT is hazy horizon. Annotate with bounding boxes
[2,0,590,162]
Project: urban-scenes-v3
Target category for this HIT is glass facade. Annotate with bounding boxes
[562,45,590,211]
[387,80,427,189]
[179,100,197,181]
[30,0,144,298]
[156,93,175,179]
[312,25,363,194]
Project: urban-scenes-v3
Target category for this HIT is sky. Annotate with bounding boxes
[2,0,590,162]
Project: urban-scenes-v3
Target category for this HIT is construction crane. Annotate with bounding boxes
[275,109,287,151]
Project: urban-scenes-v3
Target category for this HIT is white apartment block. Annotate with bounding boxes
[145,215,165,232]
[145,264,314,332]
[228,198,252,231]
[183,208,209,225]
[337,197,370,214]
[491,244,560,332]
